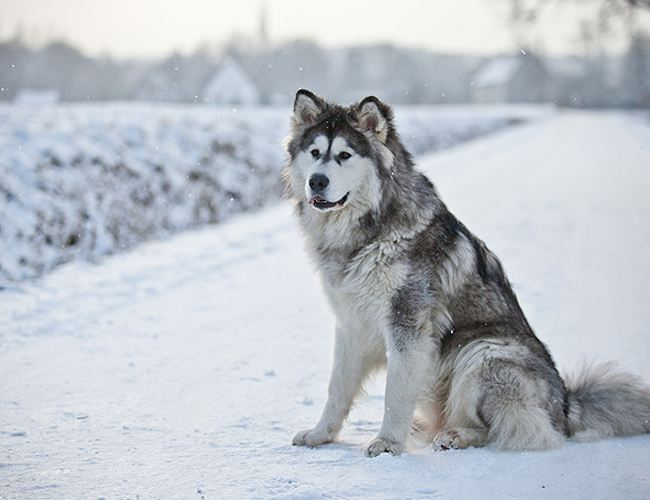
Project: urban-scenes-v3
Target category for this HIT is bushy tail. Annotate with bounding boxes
[565,362,650,441]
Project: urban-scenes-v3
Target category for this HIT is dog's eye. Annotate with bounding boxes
[310,149,320,158]
[338,151,351,161]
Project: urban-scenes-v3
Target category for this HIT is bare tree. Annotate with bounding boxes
[507,0,649,36]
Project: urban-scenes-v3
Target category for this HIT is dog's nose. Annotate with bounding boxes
[309,174,330,192]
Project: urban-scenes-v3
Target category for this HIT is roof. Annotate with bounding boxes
[546,58,587,79]
[202,57,260,105]
[473,57,521,88]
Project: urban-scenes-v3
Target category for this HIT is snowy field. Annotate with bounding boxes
[0,102,550,282]
[1,110,650,499]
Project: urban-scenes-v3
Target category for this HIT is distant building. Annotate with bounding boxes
[135,71,183,102]
[472,53,552,104]
[258,2,269,49]
[134,53,187,102]
[14,89,60,105]
[546,57,588,107]
[202,57,261,106]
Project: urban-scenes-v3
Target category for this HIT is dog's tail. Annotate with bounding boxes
[564,361,650,441]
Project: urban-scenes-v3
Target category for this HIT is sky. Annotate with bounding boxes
[0,0,645,58]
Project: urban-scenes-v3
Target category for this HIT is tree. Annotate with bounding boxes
[506,0,649,38]
[623,31,650,106]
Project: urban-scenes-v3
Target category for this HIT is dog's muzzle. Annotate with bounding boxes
[309,192,349,210]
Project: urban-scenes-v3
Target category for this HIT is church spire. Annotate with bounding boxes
[258,2,269,48]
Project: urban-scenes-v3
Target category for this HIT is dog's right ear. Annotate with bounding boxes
[293,89,324,127]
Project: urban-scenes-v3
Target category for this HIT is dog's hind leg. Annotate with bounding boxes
[435,357,490,450]
[479,360,565,450]
[441,357,565,451]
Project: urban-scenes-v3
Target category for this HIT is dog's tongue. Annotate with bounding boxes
[310,196,326,204]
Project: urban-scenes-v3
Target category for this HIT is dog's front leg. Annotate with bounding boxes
[366,337,432,457]
[293,326,374,448]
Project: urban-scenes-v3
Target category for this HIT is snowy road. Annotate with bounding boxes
[2,111,650,499]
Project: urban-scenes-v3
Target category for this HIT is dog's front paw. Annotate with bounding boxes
[292,428,333,448]
[365,436,403,457]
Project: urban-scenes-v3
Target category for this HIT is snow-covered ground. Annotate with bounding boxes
[0,102,550,282]
[1,111,649,499]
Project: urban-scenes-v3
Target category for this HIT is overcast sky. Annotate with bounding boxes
[0,0,645,58]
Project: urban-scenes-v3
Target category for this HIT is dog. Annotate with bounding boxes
[284,89,650,456]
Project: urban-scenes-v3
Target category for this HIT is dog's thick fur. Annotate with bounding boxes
[284,89,650,456]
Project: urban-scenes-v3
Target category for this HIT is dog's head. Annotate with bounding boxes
[284,89,395,214]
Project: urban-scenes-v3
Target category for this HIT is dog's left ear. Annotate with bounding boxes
[356,96,392,143]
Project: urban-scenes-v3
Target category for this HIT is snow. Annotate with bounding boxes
[0,102,550,282]
[2,111,650,499]
[13,89,61,105]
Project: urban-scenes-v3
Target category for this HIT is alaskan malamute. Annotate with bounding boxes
[284,89,650,456]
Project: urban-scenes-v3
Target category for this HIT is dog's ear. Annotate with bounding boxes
[293,89,324,127]
[356,96,392,143]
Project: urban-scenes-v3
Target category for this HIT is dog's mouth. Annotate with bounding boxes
[309,192,349,211]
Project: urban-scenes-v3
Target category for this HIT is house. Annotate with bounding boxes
[133,51,215,102]
[546,57,588,107]
[135,71,183,102]
[472,53,552,104]
[201,57,261,106]
[134,54,186,102]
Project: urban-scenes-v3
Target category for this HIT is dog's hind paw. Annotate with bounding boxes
[292,428,333,448]
[433,429,462,451]
[433,427,483,451]
[365,437,403,457]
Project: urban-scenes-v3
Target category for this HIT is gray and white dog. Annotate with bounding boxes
[284,89,650,457]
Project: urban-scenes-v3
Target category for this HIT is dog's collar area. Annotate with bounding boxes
[310,192,349,210]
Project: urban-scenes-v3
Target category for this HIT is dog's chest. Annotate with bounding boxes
[319,239,408,330]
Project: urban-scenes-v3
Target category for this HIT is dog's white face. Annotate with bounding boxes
[293,135,377,212]
[287,90,391,214]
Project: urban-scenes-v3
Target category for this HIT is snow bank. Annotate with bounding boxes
[0,102,551,281]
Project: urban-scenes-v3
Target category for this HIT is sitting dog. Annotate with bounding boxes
[284,89,650,456]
